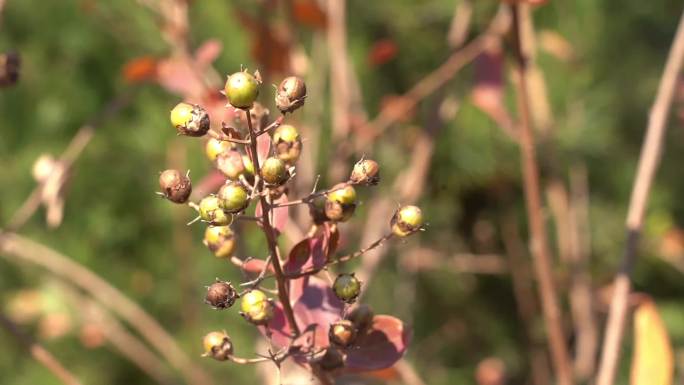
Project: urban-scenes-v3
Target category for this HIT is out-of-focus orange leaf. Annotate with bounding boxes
[292,0,327,29]
[235,10,290,74]
[364,366,400,380]
[630,299,673,385]
[368,39,398,67]
[195,39,222,68]
[122,56,158,84]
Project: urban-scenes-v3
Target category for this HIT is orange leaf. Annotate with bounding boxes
[630,300,673,385]
[122,56,157,84]
[364,366,400,380]
[292,0,327,29]
[368,39,398,67]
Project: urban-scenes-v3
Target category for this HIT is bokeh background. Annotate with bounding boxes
[1,1,684,384]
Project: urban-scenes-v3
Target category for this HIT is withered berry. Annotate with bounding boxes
[345,304,374,332]
[325,183,357,222]
[391,205,423,237]
[261,157,289,186]
[332,273,361,304]
[272,124,302,164]
[224,71,260,109]
[203,225,236,258]
[240,290,274,324]
[217,181,250,213]
[275,76,307,114]
[198,195,232,226]
[329,320,356,348]
[205,280,238,310]
[170,102,210,137]
[216,149,246,180]
[158,169,192,204]
[350,159,380,185]
[202,331,233,361]
[316,347,344,371]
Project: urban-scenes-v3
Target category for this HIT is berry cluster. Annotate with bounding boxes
[157,68,424,377]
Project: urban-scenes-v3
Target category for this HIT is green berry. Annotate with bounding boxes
[198,195,232,226]
[205,138,233,162]
[203,225,236,258]
[224,71,260,109]
[325,183,357,222]
[273,124,302,164]
[217,182,250,213]
[158,169,192,204]
[275,76,307,114]
[240,289,274,324]
[350,159,380,185]
[332,273,361,304]
[202,331,233,361]
[261,157,289,186]
[170,102,210,137]
[391,205,424,237]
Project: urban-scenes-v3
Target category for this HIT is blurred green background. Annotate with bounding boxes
[1,1,684,384]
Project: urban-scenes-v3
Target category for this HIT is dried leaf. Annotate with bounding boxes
[630,300,673,385]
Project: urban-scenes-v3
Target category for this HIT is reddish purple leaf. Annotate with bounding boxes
[323,223,340,258]
[284,234,327,275]
[345,315,411,371]
[256,134,271,165]
[189,170,226,201]
[254,194,289,233]
[194,39,222,68]
[157,56,205,99]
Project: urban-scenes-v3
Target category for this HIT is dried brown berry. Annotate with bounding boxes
[202,331,233,361]
[350,159,380,185]
[205,280,238,310]
[329,320,357,348]
[275,76,307,114]
[345,304,374,332]
[158,169,192,204]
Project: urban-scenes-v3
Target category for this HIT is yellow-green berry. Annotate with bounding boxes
[261,157,289,186]
[273,124,302,164]
[275,76,307,114]
[325,183,357,222]
[224,71,260,109]
[203,225,236,258]
[350,159,380,186]
[205,138,233,162]
[332,273,361,304]
[170,102,210,137]
[199,195,232,226]
[202,331,233,361]
[391,205,423,237]
[217,181,250,213]
[240,289,274,324]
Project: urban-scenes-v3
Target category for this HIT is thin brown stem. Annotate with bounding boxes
[243,109,301,337]
[510,4,573,385]
[596,9,684,385]
[0,312,83,385]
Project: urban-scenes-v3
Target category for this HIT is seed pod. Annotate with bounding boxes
[316,347,344,371]
[158,169,192,204]
[203,225,236,258]
[275,76,307,114]
[170,102,210,137]
[202,331,233,361]
[198,195,232,226]
[325,183,357,222]
[332,273,361,304]
[205,138,234,162]
[261,157,289,186]
[350,159,380,185]
[272,124,303,164]
[224,71,260,109]
[345,304,374,332]
[391,205,424,237]
[329,320,357,348]
[309,195,330,224]
[0,51,20,87]
[205,280,238,310]
[240,290,274,325]
[217,181,250,213]
[216,150,246,180]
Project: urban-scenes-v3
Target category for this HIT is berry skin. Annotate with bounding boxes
[275,76,307,114]
[345,304,374,332]
[325,183,357,222]
[217,181,250,213]
[272,124,303,164]
[261,157,289,186]
[391,205,424,237]
[158,169,192,204]
[170,102,210,137]
[198,195,232,226]
[332,273,361,304]
[205,280,238,309]
[216,150,246,180]
[205,138,233,162]
[240,290,274,324]
[350,159,380,186]
[329,320,357,347]
[203,225,236,258]
[224,71,260,109]
[202,331,233,361]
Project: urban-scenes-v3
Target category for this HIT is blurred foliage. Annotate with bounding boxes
[1,1,684,385]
